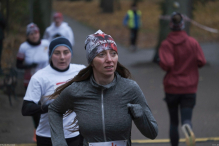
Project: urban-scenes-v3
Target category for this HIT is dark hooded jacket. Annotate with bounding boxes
[159,31,206,94]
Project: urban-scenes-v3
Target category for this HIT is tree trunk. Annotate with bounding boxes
[30,0,52,38]
[153,0,193,63]
[102,0,114,13]
[133,0,142,4]
[6,0,9,33]
[115,0,121,11]
[100,0,104,8]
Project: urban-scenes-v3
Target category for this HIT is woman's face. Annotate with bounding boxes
[92,49,118,78]
[27,31,40,43]
[51,46,72,70]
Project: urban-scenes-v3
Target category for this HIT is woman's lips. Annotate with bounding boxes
[104,66,113,71]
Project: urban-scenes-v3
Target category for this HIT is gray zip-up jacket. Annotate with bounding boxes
[48,73,158,146]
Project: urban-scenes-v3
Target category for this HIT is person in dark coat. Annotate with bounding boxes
[0,11,6,73]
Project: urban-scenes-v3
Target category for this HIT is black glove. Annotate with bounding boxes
[127,103,143,119]
[22,63,38,69]
[38,101,49,113]
[41,104,49,113]
[16,59,38,69]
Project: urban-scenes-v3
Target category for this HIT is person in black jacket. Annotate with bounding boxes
[0,11,6,73]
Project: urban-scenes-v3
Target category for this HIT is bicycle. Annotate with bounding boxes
[0,68,18,106]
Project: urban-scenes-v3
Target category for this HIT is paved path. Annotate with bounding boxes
[0,14,219,146]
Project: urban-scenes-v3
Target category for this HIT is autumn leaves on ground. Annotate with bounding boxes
[53,0,219,49]
[2,0,219,69]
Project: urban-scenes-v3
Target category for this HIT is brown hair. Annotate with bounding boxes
[172,14,182,24]
[49,61,131,132]
[49,62,131,100]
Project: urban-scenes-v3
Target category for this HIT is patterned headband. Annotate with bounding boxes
[85,30,117,64]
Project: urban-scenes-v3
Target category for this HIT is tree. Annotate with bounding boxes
[100,0,114,13]
[0,0,30,34]
[153,0,193,63]
[30,0,52,38]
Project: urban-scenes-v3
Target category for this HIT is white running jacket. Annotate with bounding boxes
[43,22,74,46]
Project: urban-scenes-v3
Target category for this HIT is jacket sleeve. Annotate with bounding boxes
[159,41,174,71]
[68,27,74,46]
[22,100,49,116]
[131,82,158,139]
[22,75,48,116]
[123,14,129,26]
[196,42,206,68]
[48,85,73,146]
[16,58,37,69]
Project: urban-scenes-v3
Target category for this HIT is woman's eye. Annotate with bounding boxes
[64,51,69,55]
[111,52,117,56]
[54,52,60,55]
[98,53,104,57]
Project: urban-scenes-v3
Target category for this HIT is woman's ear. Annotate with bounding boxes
[90,61,94,68]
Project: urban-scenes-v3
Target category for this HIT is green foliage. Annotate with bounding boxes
[194,0,216,5]
[1,0,29,34]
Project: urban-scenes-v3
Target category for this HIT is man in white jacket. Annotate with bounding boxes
[43,12,74,46]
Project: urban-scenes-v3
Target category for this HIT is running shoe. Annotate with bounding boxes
[182,124,196,146]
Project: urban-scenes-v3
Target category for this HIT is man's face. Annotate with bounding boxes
[132,6,137,11]
[27,31,40,43]
[54,17,63,27]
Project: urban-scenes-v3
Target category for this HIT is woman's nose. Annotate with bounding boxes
[106,53,112,62]
[60,52,64,59]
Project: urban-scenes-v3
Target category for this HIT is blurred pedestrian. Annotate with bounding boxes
[158,12,206,146]
[22,37,85,146]
[0,11,6,73]
[16,22,50,142]
[123,3,141,52]
[43,12,74,47]
[48,30,158,146]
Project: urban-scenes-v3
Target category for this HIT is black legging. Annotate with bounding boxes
[130,28,138,46]
[165,93,196,146]
[36,134,83,146]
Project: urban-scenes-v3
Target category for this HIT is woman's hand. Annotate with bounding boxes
[127,103,143,119]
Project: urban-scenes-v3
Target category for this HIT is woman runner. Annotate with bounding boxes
[48,30,158,146]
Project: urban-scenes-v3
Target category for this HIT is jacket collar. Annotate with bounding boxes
[90,72,120,89]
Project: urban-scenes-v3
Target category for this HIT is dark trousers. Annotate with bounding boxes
[130,28,138,46]
[36,134,82,146]
[164,93,196,146]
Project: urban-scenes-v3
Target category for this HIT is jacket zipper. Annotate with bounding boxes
[101,88,107,141]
